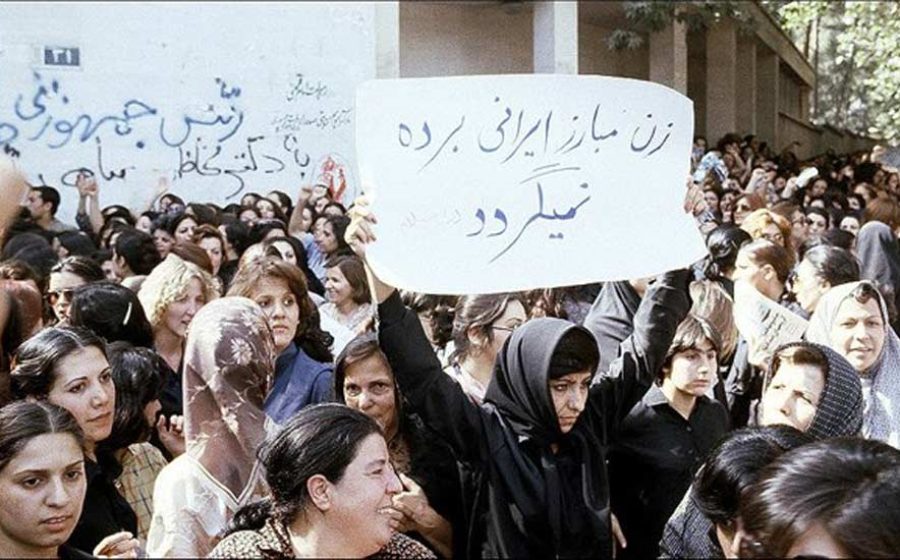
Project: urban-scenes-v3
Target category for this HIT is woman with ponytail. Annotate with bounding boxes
[210,404,434,559]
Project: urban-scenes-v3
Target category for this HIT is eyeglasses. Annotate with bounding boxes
[492,324,521,334]
[46,288,75,305]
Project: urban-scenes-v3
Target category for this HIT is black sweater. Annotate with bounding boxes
[377,270,691,559]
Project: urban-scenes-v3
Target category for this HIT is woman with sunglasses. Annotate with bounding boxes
[47,256,105,325]
[443,293,527,405]
[731,194,765,227]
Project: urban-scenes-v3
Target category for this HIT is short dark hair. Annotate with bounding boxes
[324,255,370,306]
[114,228,161,275]
[50,255,105,284]
[693,425,812,526]
[739,437,900,558]
[0,401,85,473]
[741,239,794,284]
[32,186,61,215]
[548,327,599,379]
[68,281,154,347]
[334,333,391,401]
[802,245,860,288]
[98,342,168,452]
[55,231,98,257]
[226,404,381,533]
[661,314,721,379]
[10,326,108,399]
[219,216,252,256]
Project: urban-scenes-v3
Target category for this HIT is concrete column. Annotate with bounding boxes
[533,1,578,74]
[736,36,757,135]
[649,20,687,94]
[756,46,779,150]
[705,20,737,142]
[375,2,399,79]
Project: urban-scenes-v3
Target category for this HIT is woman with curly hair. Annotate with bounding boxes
[228,257,334,425]
[740,208,795,261]
[138,253,218,416]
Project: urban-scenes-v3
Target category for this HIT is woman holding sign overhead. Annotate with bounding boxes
[345,198,693,559]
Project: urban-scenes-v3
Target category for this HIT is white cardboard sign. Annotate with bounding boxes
[356,75,705,295]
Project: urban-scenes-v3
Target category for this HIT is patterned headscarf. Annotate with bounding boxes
[764,342,863,440]
[183,297,276,500]
[805,281,900,447]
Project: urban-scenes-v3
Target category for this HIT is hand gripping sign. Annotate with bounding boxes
[356,74,706,295]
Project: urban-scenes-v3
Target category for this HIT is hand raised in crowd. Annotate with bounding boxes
[683,176,708,217]
[297,182,313,207]
[157,414,186,457]
[92,530,140,559]
[154,175,170,198]
[345,194,378,259]
[346,194,395,304]
[76,171,99,198]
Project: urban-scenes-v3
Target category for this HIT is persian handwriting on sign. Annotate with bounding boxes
[465,166,591,263]
[395,101,674,173]
[356,75,704,294]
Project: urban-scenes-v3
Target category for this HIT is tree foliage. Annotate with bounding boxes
[762,1,899,143]
[607,1,755,51]
[610,1,899,143]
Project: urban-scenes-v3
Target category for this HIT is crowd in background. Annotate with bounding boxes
[0,130,897,559]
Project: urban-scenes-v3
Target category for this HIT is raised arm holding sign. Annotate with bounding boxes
[355,75,706,295]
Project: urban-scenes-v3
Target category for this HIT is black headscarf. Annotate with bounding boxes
[483,318,609,557]
[764,341,863,440]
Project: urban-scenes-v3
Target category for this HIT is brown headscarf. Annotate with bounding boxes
[183,296,276,501]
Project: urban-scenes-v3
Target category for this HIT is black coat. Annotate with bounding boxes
[378,270,691,559]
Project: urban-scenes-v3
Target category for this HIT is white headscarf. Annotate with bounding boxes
[806,281,900,448]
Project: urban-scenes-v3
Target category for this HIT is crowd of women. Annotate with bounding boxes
[0,132,897,559]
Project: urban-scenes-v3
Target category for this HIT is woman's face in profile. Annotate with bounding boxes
[321,434,402,557]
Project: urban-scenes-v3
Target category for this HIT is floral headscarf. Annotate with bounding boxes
[183,297,276,500]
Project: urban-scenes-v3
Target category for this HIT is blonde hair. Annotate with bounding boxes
[138,254,219,329]
[741,209,794,258]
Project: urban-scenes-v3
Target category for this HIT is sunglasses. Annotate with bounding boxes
[46,288,75,305]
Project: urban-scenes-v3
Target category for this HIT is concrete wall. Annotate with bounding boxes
[399,2,533,77]
[394,1,877,157]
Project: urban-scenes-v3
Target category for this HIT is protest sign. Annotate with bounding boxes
[733,280,809,367]
[356,75,705,295]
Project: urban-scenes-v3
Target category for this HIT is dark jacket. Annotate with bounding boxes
[265,342,332,424]
[609,386,728,559]
[67,456,138,554]
[378,270,691,559]
[582,281,641,374]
